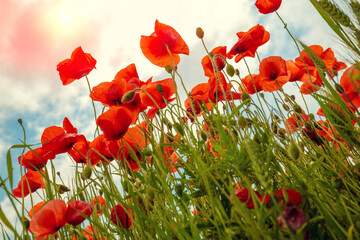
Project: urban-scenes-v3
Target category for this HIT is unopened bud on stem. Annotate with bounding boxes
[196,27,204,39]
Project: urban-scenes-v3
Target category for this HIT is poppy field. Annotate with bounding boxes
[2,0,360,239]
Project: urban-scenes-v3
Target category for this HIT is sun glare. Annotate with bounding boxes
[44,5,81,40]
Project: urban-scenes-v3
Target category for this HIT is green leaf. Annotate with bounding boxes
[6,150,13,190]
[0,207,20,239]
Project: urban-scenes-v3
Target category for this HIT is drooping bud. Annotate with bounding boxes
[226,64,235,77]
[334,83,345,94]
[282,103,290,111]
[173,122,184,136]
[156,84,164,94]
[165,65,173,74]
[20,216,30,230]
[81,165,92,180]
[200,131,208,141]
[288,142,301,160]
[175,184,183,197]
[143,148,152,157]
[121,90,136,103]
[238,116,247,129]
[196,27,204,39]
[293,104,303,114]
[242,92,251,102]
[58,184,71,194]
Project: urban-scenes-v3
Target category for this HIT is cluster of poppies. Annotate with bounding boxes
[11,0,360,239]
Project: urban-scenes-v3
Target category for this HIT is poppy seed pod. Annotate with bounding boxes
[196,27,204,39]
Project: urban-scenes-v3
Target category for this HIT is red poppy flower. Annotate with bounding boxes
[56,46,97,85]
[97,106,133,141]
[88,134,125,165]
[258,56,289,92]
[110,204,133,229]
[265,189,301,206]
[93,196,107,216]
[227,25,270,63]
[117,122,149,171]
[340,66,360,108]
[208,72,242,102]
[65,200,93,226]
[295,45,344,76]
[231,188,263,208]
[299,72,323,94]
[140,78,176,118]
[285,111,309,134]
[239,74,262,94]
[29,199,67,238]
[286,60,304,82]
[13,169,45,198]
[90,64,150,121]
[140,20,189,67]
[201,46,227,77]
[184,83,211,114]
[278,205,307,232]
[18,147,55,171]
[28,201,46,218]
[41,117,86,156]
[82,224,106,240]
[68,138,90,164]
[255,0,282,14]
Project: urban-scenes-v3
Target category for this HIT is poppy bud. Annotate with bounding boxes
[147,189,156,201]
[271,122,279,133]
[165,65,173,73]
[238,116,247,129]
[58,184,71,194]
[173,122,184,136]
[226,64,235,77]
[334,83,345,94]
[81,165,92,180]
[20,216,30,230]
[304,122,312,131]
[143,148,152,157]
[288,142,301,160]
[156,84,164,94]
[282,103,290,111]
[241,92,251,102]
[293,105,302,114]
[208,52,214,58]
[235,69,240,76]
[196,27,204,39]
[278,128,286,139]
[200,131,207,141]
[121,90,136,103]
[17,118,23,125]
[78,192,85,201]
[135,195,144,206]
[175,184,183,197]
[290,95,296,101]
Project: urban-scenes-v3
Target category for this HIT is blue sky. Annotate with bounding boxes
[0,0,349,236]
